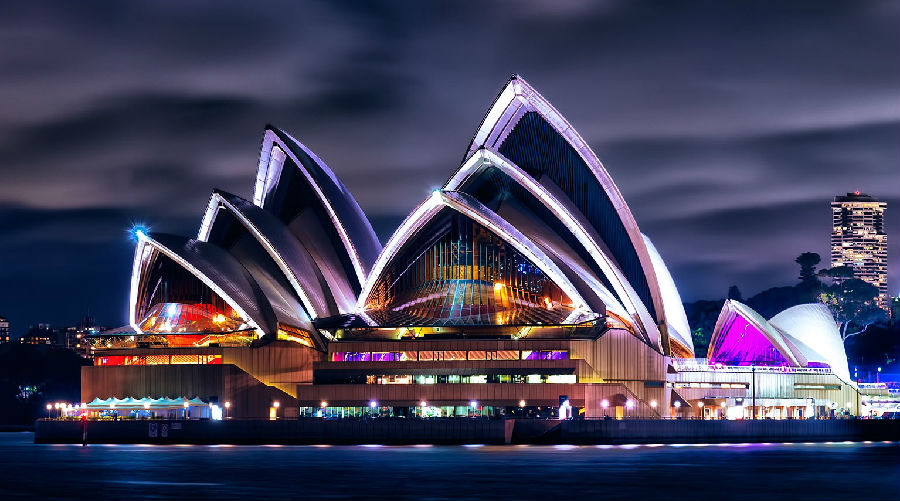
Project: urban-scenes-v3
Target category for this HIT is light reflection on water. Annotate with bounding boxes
[0,434,896,500]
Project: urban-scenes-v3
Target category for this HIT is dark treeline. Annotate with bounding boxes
[0,343,90,425]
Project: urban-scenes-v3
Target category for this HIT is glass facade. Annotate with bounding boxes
[314,373,577,385]
[87,332,257,349]
[137,302,246,334]
[331,350,568,362]
[276,325,315,347]
[135,251,246,334]
[95,354,223,366]
[299,405,573,419]
[364,209,574,326]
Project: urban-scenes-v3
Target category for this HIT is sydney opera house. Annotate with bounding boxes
[83,76,863,420]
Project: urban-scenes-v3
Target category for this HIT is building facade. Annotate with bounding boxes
[81,76,868,420]
[831,192,888,309]
[0,316,9,343]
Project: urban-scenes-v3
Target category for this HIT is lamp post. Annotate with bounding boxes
[751,365,757,420]
[183,401,189,420]
[224,401,231,420]
[698,401,704,419]
[46,404,52,419]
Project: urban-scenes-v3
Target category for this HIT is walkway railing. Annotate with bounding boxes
[672,358,834,375]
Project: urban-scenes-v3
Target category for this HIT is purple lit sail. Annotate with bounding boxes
[709,315,789,366]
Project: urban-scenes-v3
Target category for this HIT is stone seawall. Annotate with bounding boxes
[34,418,899,445]
[34,418,513,445]
[557,419,899,444]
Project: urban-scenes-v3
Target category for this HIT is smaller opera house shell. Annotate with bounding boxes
[83,76,858,420]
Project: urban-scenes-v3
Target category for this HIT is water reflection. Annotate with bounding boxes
[0,434,896,500]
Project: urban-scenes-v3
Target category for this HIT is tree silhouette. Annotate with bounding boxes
[818,265,855,283]
[727,285,743,302]
[795,252,821,286]
[819,278,884,339]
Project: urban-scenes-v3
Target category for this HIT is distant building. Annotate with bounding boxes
[22,324,53,345]
[63,323,100,358]
[831,192,888,309]
[0,316,9,343]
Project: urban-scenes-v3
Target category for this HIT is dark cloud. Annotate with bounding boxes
[0,0,896,333]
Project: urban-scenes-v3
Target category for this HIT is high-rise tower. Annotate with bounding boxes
[831,192,888,309]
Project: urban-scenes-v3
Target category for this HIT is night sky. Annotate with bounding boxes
[0,1,897,334]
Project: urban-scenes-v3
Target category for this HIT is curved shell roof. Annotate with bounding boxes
[709,300,802,366]
[708,300,851,381]
[455,75,686,351]
[464,76,665,324]
[130,232,278,337]
[123,77,697,354]
[770,303,850,382]
[642,235,693,355]
[198,190,347,319]
[254,126,382,291]
[444,147,664,348]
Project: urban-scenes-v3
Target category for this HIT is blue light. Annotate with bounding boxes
[131,224,148,240]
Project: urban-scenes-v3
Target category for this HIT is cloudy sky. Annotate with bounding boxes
[0,0,897,332]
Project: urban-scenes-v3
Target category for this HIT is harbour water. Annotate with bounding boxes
[0,433,897,500]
